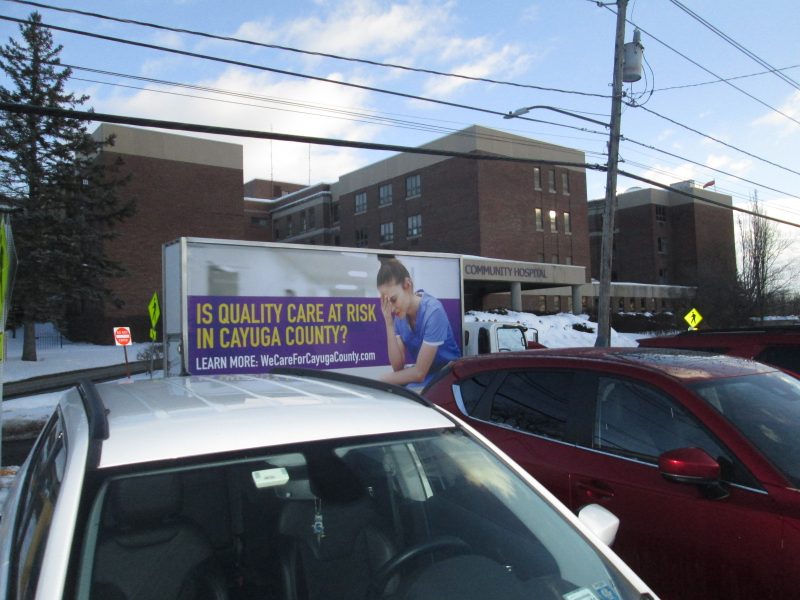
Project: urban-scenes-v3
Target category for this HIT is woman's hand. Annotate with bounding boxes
[380,294,394,326]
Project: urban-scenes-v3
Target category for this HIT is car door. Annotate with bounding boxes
[454,368,584,504]
[567,373,783,600]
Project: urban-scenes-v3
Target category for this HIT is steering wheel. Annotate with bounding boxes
[371,536,471,596]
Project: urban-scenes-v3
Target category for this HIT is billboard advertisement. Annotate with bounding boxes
[181,240,462,383]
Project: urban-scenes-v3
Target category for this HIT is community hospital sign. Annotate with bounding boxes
[463,258,550,283]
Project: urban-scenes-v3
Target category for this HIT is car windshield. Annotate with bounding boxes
[689,371,800,487]
[77,429,642,600]
[496,326,527,351]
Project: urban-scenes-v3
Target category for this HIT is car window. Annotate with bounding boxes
[10,409,67,600]
[487,371,573,441]
[754,345,800,374]
[592,377,737,471]
[457,372,495,415]
[78,430,643,600]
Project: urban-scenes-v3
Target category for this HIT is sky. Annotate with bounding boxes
[0,1,798,253]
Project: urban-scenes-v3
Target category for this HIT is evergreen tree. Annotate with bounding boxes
[0,13,133,361]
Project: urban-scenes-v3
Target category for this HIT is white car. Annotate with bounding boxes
[0,369,657,600]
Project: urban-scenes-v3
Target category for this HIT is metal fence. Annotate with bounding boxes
[35,331,63,350]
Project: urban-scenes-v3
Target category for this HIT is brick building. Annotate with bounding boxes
[588,181,736,314]
[270,125,591,311]
[72,124,247,342]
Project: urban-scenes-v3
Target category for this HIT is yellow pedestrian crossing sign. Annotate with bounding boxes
[684,308,703,330]
[148,292,161,341]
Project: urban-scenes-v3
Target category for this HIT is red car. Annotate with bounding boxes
[637,326,800,374]
[423,347,800,600]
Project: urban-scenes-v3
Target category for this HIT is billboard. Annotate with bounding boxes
[172,240,463,382]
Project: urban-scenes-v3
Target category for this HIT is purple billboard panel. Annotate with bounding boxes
[187,295,462,376]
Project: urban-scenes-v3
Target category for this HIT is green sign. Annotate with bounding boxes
[148,292,161,341]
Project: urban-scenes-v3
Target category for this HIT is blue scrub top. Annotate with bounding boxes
[393,291,461,381]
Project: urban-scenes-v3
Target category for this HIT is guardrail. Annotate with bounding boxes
[2,360,154,400]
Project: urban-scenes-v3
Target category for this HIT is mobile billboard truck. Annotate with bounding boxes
[162,238,468,384]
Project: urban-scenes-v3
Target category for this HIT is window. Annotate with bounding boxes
[561,172,570,195]
[379,184,393,207]
[547,170,556,193]
[551,254,559,264]
[287,216,293,236]
[273,226,280,239]
[549,209,558,233]
[593,377,727,464]
[250,217,268,227]
[355,192,367,214]
[535,208,543,231]
[656,205,667,222]
[406,174,421,198]
[308,209,315,229]
[564,256,573,265]
[380,222,394,244]
[657,237,667,254]
[484,371,574,441]
[407,214,422,237]
[331,202,340,224]
[355,227,368,247]
[533,167,542,191]
[564,212,571,234]
[300,210,307,231]
[537,253,545,263]
[11,411,66,599]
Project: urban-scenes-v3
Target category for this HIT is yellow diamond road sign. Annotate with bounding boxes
[148,292,160,341]
[684,308,703,329]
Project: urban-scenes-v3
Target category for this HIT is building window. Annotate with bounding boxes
[355,192,367,214]
[537,253,545,263]
[287,216,293,236]
[657,237,667,254]
[656,205,667,222]
[406,174,421,198]
[379,184,393,207]
[308,209,315,229]
[659,268,668,283]
[563,211,571,234]
[561,172,570,195]
[407,214,422,237]
[548,170,556,193]
[273,226,280,239]
[300,210,307,231]
[549,209,558,233]
[331,202,340,224]
[380,222,394,244]
[533,167,542,191]
[551,254,559,264]
[250,217,268,227]
[535,208,543,231]
[564,256,573,265]
[355,227,368,247]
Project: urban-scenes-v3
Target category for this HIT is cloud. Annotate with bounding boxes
[92,67,381,183]
[706,153,751,175]
[751,90,800,135]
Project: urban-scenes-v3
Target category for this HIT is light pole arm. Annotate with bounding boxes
[504,105,610,128]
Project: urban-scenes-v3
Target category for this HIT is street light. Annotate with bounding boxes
[503,105,610,129]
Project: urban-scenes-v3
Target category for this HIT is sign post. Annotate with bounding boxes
[113,326,133,378]
[148,292,161,378]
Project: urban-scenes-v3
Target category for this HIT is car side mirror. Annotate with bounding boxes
[659,447,729,499]
[578,504,619,546]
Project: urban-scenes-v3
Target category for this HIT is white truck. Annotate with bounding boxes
[162,237,541,379]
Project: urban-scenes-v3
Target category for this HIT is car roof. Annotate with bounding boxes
[63,373,455,469]
[446,346,778,382]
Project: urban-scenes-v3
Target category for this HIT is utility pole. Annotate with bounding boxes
[595,0,628,347]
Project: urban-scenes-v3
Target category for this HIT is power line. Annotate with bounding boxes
[667,0,800,92]
[595,4,800,128]
[7,15,797,203]
[653,64,800,92]
[1,100,797,229]
[632,103,800,178]
[3,0,612,99]
[62,60,800,203]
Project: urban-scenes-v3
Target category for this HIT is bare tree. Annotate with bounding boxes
[737,192,796,321]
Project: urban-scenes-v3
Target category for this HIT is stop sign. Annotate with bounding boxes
[113,326,132,346]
